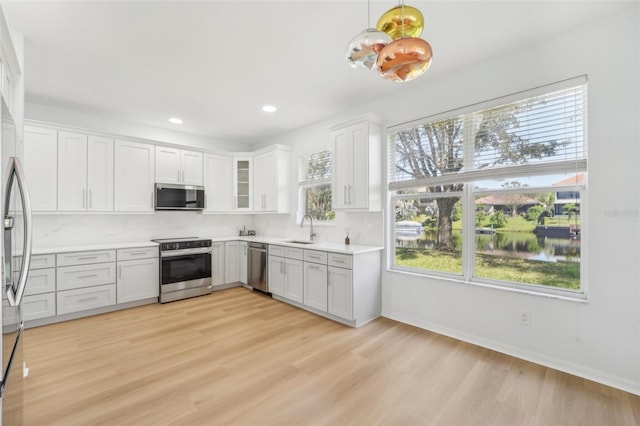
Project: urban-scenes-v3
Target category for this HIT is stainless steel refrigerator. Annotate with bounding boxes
[0,99,32,424]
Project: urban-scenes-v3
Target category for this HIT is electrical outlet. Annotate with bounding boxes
[519,310,531,326]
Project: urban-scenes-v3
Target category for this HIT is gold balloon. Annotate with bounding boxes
[376,5,424,40]
[377,37,432,82]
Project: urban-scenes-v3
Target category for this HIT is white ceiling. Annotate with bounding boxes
[1,0,633,145]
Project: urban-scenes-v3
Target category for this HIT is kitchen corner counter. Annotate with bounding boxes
[234,236,383,255]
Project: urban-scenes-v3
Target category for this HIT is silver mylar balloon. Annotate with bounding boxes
[346,28,392,70]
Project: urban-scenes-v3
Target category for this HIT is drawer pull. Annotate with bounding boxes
[78,274,98,279]
[128,252,148,256]
[77,256,98,260]
[309,255,320,259]
[308,265,321,270]
[77,296,99,303]
[332,258,345,263]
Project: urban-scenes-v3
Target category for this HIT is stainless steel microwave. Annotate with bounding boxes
[155,183,205,210]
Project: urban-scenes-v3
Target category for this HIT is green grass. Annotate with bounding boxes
[395,248,580,290]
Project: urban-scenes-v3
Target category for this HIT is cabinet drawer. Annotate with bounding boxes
[269,245,286,257]
[57,263,116,291]
[14,254,56,271]
[57,250,116,266]
[304,250,327,264]
[24,293,56,321]
[117,246,159,261]
[57,284,116,315]
[328,253,353,269]
[25,268,56,296]
[284,247,303,260]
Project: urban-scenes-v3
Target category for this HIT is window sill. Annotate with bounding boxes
[387,266,588,303]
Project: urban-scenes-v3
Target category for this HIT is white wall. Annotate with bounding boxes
[255,5,640,394]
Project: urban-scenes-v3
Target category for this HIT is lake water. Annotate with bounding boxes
[396,230,580,263]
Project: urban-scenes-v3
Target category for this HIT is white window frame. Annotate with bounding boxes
[297,149,335,225]
[387,76,588,300]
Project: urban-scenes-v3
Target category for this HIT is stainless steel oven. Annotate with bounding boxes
[152,237,212,303]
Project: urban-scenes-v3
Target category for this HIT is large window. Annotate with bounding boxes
[298,149,334,222]
[388,77,587,297]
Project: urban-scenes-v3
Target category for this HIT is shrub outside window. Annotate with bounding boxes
[298,149,335,222]
[388,76,587,297]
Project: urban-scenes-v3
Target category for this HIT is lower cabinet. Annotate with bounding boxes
[22,254,56,321]
[327,266,353,321]
[211,242,226,286]
[116,256,159,304]
[239,241,248,284]
[303,262,328,311]
[57,284,117,315]
[224,241,240,283]
[268,245,303,303]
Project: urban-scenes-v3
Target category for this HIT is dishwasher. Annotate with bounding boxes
[248,242,269,294]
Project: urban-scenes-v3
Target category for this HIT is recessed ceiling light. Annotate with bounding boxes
[262,105,277,113]
[168,117,183,124]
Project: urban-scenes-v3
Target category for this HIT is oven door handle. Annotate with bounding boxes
[161,247,212,257]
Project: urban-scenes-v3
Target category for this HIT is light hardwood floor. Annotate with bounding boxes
[23,287,639,426]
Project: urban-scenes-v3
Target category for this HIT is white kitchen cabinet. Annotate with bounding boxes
[58,132,114,212]
[268,245,303,303]
[24,125,58,211]
[204,153,233,212]
[57,262,117,291]
[233,157,252,211]
[224,241,240,283]
[155,146,203,185]
[331,114,382,211]
[239,241,248,284]
[253,146,290,213]
[57,284,116,315]
[116,254,159,304]
[22,254,57,322]
[211,242,226,286]
[303,258,328,312]
[328,265,353,321]
[114,139,155,212]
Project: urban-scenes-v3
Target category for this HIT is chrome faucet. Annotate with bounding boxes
[301,214,316,241]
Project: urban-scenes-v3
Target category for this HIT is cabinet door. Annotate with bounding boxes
[332,128,351,210]
[117,257,159,303]
[24,126,58,211]
[233,157,252,211]
[253,151,276,211]
[87,135,114,211]
[204,154,233,212]
[114,140,155,211]
[349,123,369,209]
[328,266,353,320]
[239,242,248,284]
[181,150,203,185]
[283,258,303,303]
[304,262,327,311]
[224,242,239,283]
[211,242,225,286]
[155,146,181,184]
[57,131,88,211]
[268,255,284,296]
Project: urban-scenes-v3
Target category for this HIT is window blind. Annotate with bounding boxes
[388,76,587,191]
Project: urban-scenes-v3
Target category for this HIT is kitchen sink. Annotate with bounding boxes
[284,240,315,245]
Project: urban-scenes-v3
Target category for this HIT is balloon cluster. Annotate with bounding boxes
[346,3,433,82]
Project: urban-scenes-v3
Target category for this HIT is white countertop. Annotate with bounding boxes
[32,237,382,256]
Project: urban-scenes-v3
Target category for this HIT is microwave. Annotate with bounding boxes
[155,183,205,210]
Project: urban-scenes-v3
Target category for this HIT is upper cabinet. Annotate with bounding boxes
[331,115,382,211]
[24,125,58,211]
[155,146,203,186]
[204,153,233,212]
[253,146,290,213]
[58,131,114,212]
[233,157,252,211]
[114,140,155,212]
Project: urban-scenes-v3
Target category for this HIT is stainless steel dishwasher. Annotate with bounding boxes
[248,242,269,294]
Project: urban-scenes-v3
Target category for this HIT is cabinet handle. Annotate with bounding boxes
[348,185,352,204]
[177,170,181,182]
[118,265,122,279]
[151,191,154,209]
[128,251,147,256]
[78,274,98,279]
[78,296,99,303]
[333,258,345,263]
[308,265,320,270]
[78,256,98,260]
[89,189,92,208]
